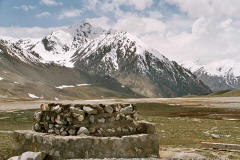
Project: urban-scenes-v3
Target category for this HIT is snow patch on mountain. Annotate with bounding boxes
[76,84,91,86]
[56,85,75,89]
[56,84,91,89]
[28,93,39,99]
[0,77,3,80]
[183,59,240,77]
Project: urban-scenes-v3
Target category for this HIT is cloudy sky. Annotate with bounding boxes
[1,0,240,74]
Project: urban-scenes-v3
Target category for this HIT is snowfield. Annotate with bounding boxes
[56,84,91,89]
[28,93,39,99]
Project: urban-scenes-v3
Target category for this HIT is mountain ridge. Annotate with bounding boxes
[0,22,211,99]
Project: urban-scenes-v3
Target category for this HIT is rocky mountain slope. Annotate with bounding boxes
[0,22,211,99]
[184,61,240,91]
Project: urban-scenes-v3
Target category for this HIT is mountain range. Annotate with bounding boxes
[0,22,211,100]
[183,61,240,91]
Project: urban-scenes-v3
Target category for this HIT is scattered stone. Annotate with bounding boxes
[83,106,98,115]
[33,123,41,132]
[55,115,64,124]
[68,129,76,136]
[72,113,84,121]
[77,127,89,135]
[70,107,84,114]
[54,128,60,135]
[33,103,141,137]
[8,156,19,160]
[10,151,47,160]
[89,127,96,133]
[97,118,105,123]
[52,105,62,113]
[104,105,113,114]
[48,129,54,134]
[211,134,221,139]
[33,112,42,122]
[126,115,133,121]
[49,124,54,129]
[120,104,133,114]
[89,115,95,123]
[60,131,68,136]
[116,114,120,121]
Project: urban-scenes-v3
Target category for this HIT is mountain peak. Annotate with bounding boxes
[65,22,106,39]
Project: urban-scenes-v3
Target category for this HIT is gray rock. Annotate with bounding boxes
[72,113,85,121]
[89,115,95,123]
[120,105,133,114]
[54,128,60,135]
[55,115,64,124]
[104,105,113,114]
[8,156,19,160]
[89,127,96,133]
[75,114,84,122]
[45,115,50,121]
[48,129,55,134]
[107,128,115,133]
[33,112,42,122]
[68,129,76,136]
[126,115,133,121]
[60,131,68,136]
[33,123,41,132]
[48,124,54,129]
[115,114,121,121]
[83,106,97,115]
[211,134,221,139]
[70,107,84,114]
[52,105,62,113]
[20,151,46,160]
[77,127,89,135]
[97,118,105,123]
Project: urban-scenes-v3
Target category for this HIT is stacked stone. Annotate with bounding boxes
[33,103,143,137]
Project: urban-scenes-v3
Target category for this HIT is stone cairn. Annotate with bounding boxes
[33,103,144,137]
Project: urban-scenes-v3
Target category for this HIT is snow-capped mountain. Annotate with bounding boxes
[183,60,240,91]
[0,22,211,98]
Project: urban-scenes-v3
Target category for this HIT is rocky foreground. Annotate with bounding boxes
[33,103,146,137]
[9,103,159,159]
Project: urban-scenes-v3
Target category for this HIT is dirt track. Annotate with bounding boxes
[0,97,240,112]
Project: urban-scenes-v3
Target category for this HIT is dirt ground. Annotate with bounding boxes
[1,97,240,112]
[1,97,240,159]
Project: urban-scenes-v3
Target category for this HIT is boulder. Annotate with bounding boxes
[83,106,97,115]
[8,152,47,160]
[120,105,133,114]
[77,127,89,135]
[104,105,113,114]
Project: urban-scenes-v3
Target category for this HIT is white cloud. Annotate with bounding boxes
[149,11,163,19]
[0,26,65,39]
[40,0,63,6]
[86,17,111,29]
[87,0,153,12]
[36,12,51,18]
[113,13,166,35]
[13,5,35,11]
[165,0,240,19]
[58,9,82,20]
[127,0,153,10]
